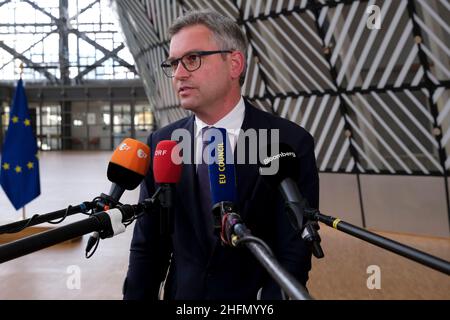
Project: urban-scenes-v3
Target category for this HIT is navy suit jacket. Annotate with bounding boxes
[123,100,319,300]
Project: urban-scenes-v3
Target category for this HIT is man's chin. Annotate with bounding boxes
[179,102,197,112]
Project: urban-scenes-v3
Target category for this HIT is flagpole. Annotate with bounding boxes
[20,63,26,221]
[19,62,24,79]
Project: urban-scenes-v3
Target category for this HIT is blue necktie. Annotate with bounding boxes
[197,127,215,240]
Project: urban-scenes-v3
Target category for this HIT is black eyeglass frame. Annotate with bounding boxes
[160,50,233,77]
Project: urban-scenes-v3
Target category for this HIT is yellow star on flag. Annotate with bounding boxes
[2,162,10,170]
[15,165,22,173]
[27,162,34,169]
[12,116,19,124]
[24,119,31,126]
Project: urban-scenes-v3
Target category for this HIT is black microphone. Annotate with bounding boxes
[259,143,324,259]
[259,146,450,275]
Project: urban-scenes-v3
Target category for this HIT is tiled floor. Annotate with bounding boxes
[0,152,449,299]
[0,151,138,300]
[308,229,450,299]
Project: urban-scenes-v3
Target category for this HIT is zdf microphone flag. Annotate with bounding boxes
[0,79,40,210]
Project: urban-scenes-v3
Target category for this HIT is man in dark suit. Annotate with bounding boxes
[123,9,319,300]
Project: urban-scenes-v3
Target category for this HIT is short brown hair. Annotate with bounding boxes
[168,9,248,86]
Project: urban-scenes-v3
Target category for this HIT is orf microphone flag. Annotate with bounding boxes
[0,79,40,210]
[153,140,182,184]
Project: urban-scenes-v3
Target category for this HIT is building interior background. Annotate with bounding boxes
[0,0,448,300]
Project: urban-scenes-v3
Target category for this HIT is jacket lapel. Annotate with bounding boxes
[234,100,267,219]
[175,115,214,257]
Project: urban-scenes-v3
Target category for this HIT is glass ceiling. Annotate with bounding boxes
[0,0,137,82]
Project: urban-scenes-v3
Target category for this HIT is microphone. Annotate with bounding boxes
[104,138,151,204]
[259,143,324,258]
[205,127,240,244]
[258,147,450,276]
[85,138,151,255]
[153,140,182,185]
[152,140,182,235]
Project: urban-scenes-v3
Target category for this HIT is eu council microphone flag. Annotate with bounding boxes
[0,79,40,210]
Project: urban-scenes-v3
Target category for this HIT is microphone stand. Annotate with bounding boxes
[213,202,313,300]
[0,202,95,234]
[84,187,169,255]
[283,197,324,259]
[84,192,127,255]
[0,196,162,264]
[0,205,133,264]
[156,184,174,236]
[302,207,450,276]
[0,191,126,236]
[278,179,324,259]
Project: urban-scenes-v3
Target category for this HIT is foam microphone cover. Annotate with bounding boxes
[107,138,151,190]
[259,143,300,184]
[153,140,182,184]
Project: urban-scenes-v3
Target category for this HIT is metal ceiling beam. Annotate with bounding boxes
[0,23,54,27]
[0,0,11,8]
[0,30,56,71]
[59,0,70,85]
[70,28,135,73]
[2,0,136,82]
[74,43,125,82]
[21,0,60,23]
[0,41,59,84]
[69,0,100,21]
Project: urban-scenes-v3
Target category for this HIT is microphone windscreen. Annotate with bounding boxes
[153,140,182,184]
[206,128,237,205]
[259,143,300,184]
[107,138,151,190]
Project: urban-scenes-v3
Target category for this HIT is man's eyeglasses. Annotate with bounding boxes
[160,50,232,78]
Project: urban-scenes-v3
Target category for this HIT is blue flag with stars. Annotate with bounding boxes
[0,79,40,210]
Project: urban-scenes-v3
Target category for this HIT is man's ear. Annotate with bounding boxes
[229,51,245,82]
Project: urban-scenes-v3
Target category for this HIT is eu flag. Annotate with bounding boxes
[0,79,40,210]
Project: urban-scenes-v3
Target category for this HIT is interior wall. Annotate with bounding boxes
[319,173,450,237]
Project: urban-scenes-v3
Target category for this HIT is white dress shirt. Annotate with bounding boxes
[194,97,245,166]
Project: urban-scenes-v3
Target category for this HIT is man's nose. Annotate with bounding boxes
[173,62,190,79]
